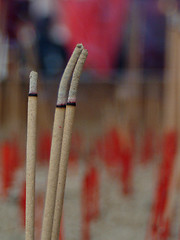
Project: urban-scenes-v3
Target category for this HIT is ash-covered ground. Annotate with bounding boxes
[0,158,180,240]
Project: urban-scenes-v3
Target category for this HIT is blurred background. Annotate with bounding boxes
[1,0,180,239]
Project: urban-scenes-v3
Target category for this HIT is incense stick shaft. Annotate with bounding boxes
[163,21,180,221]
[51,106,75,240]
[41,44,83,240]
[26,96,37,240]
[51,49,88,240]
[164,19,178,130]
[41,108,66,240]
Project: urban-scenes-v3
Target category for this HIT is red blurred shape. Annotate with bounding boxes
[146,131,177,239]
[61,0,130,75]
[1,140,21,198]
[103,128,121,174]
[2,141,12,197]
[120,141,133,195]
[97,127,134,195]
[82,167,100,240]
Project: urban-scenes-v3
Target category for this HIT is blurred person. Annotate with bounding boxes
[140,0,166,70]
[3,0,30,43]
[116,0,175,73]
[29,0,56,19]
[0,0,37,132]
[30,0,68,79]
[1,0,67,79]
[0,0,37,75]
[34,16,67,79]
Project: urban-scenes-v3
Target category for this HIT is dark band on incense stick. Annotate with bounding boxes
[56,104,66,108]
[28,93,38,97]
[67,102,76,106]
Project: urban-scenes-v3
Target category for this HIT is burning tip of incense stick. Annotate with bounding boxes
[29,71,38,94]
[67,48,88,103]
[56,44,84,106]
[76,43,83,49]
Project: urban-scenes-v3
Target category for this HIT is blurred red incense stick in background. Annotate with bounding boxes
[96,126,133,195]
[159,13,180,239]
[82,166,100,240]
[1,139,21,198]
[146,13,179,240]
[1,141,12,198]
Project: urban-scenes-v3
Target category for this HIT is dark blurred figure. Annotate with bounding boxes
[141,0,166,70]
[0,0,67,79]
[115,0,166,72]
[0,0,36,76]
[35,16,67,79]
[2,0,30,42]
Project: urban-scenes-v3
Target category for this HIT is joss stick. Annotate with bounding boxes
[41,44,83,240]
[145,13,178,240]
[26,71,38,240]
[163,14,180,226]
[163,14,178,131]
[51,49,88,240]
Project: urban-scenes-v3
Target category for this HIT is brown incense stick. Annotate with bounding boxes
[51,49,88,240]
[26,71,38,240]
[163,13,178,131]
[163,13,180,223]
[41,44,83,240]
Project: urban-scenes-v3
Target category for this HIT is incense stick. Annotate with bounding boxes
[164,14,178,131]
[26,71,38,240]
[51,49,88,240]
[41,44,83,240]
[163,13,180,225]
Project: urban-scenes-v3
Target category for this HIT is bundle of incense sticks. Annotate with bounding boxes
[25,44,88,240]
